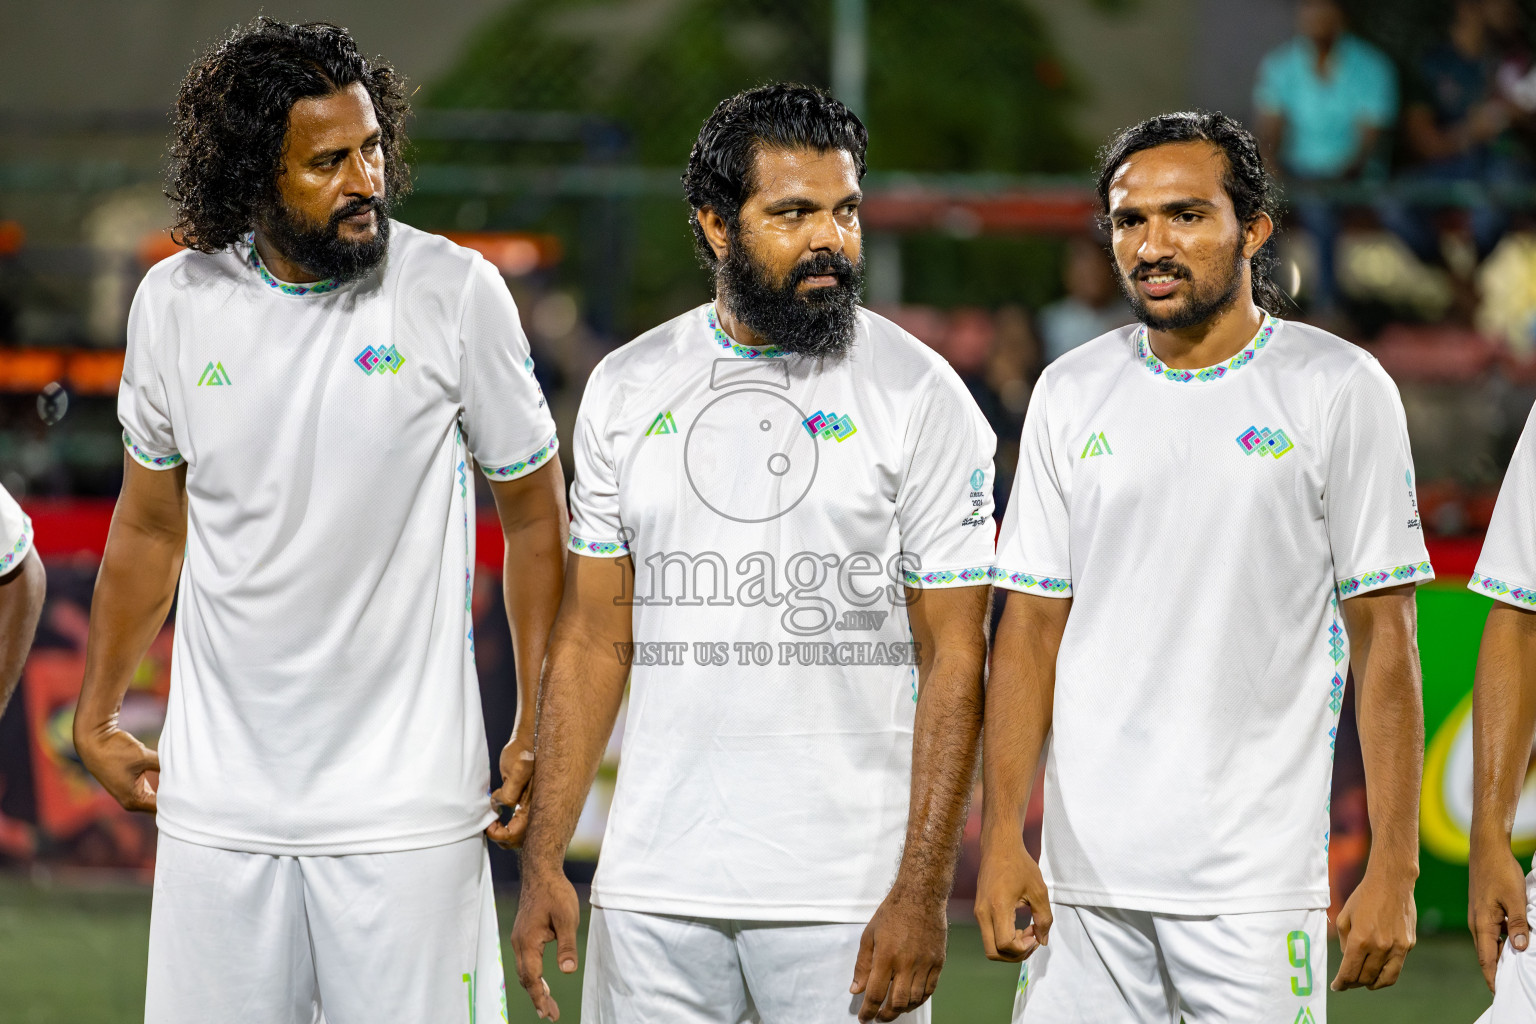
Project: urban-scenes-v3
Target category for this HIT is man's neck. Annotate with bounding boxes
[713,291,773,350]
[1311,34,1339,71]
[1145,297,1265,370]
[252,228,323,284]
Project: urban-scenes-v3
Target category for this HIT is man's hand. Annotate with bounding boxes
[510,865,581,1021]
[1331,866,1416,991]
[485,726,536,849]
[850,888,947,1023]
[75,727,159,813]
[1471,836,1531,992]
[974,840,1052,962]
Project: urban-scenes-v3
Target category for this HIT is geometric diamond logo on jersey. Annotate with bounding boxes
[1236,425,1294,458]
[196,361,231,387]
[1080,431,1112,458]
[802,410,857,442]
[644,410,678,437]
[354,344,406,375]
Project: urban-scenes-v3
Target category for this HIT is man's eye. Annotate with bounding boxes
[780,209,805,219]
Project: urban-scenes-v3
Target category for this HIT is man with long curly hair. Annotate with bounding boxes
[72,19,566,1022]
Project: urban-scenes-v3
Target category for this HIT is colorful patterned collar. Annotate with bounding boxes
[707,303,784,359]
[1133,313,1280,383]
[245,235,341,297]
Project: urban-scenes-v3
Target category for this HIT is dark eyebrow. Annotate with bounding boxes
[762,195,819,213]
[309,132,381,165]
[1112,196,1220,219]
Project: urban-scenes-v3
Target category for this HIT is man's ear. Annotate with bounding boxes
[1243,211,1275,260]
[697,207,730,261]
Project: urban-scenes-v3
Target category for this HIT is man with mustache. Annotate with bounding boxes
[977,112,1429,1021]
[511,84,995,1023]
[73,20,565,1022]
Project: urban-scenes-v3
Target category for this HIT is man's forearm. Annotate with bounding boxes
[981,593,1066,848]
[502,521,565,733]
[1472,605,1536,846]
[520,626,628,872]
[0,550,45,717]
[1349,599,1425,872]
[892,644,985,901]
[78,516,184,733]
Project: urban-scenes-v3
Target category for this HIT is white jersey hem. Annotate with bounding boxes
[1335,559,1434,597]
[1470,570,1536,610]
[987,566,1072,597]
[900,563,994,588]
[479,433,559,481]
[568,534,630,558]
[122,431,184,471]
[589,888,879,924]
[0,515,33,577]
[1045,884,1330,916]
[154,809,495,857]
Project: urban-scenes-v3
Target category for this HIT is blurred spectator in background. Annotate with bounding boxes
[1253,0,1397,318]
[1036,235,1128,363]
[1379,0,1531,318]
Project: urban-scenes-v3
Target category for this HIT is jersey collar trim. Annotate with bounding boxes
[707,303,785,359]
[244,235,341,297]
[1133,313,1280,383]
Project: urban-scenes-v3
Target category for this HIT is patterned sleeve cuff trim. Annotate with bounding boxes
[480,434,559,481]
[900,565,994,588]
[988,567,1073,596]
[0,515,33,576]
[568,534,629,557]
[1470,572,1536,608]
[123,431,184,469]
[1336,561,1434,597]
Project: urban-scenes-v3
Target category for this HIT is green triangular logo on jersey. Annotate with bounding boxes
[197,361,231,387]
[1292,1009,1316,1024]
[644,410,678,436]
[1080,431,1112,458]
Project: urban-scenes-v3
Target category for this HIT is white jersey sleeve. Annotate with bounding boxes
[459,257,559,480]
[568,359,627,558]
[1327,358,1434,597]
[992,379,1072,598]
[119,285,184,470]
[896,368,997,588]
[0,483,33,577]
[1473,403,1536,608]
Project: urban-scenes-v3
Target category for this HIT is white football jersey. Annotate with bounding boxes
[568,303,997,921]
[0,484,32,578]
[995,315,1432,914]
[118,223,557,855]
[1474,403,1536,609]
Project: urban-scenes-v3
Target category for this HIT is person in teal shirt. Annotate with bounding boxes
[1254,0,1398,314]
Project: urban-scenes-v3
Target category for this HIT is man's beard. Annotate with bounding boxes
[259,195,391,283]
[716,229,864,358]
[1119,245,1244,332]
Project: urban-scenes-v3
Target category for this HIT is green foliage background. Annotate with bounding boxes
[405,0,1090,336]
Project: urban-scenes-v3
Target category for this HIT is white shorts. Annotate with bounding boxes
[145,832,506,1024]
[581,906,932,1024]
[1477,872,1536,1023]
[1013,904,1327,1024]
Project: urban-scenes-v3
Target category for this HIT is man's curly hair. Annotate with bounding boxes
[166,19,411,253]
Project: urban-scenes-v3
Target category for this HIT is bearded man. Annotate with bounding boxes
[73,19,566,1023]
[510,83,996,1024]
[977,111,1429,1022]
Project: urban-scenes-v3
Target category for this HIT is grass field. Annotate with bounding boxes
[0,872,1495,1022]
